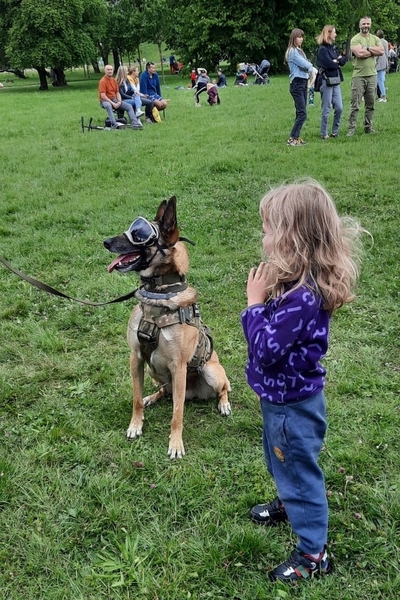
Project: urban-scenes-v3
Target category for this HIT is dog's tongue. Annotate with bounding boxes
[107,253,139,273]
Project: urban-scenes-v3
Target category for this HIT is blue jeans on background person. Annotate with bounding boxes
[320,80,343,137]
[261,392,328,555]
[377,69,386,97]
[289,77,308,139]
[100,99,141,126]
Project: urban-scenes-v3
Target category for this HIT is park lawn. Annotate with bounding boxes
[0,67,399,599]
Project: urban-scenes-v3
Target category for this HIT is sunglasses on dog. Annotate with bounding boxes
[124,217,159,246]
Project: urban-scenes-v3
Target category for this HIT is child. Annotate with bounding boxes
[206,81,220,105]
[190,69,197,88]
[241,180,364,582]
[285,28,314,146]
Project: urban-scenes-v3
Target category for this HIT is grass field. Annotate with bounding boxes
[0,65,399,599]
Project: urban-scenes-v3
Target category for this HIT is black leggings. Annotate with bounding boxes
[194,83,207,103]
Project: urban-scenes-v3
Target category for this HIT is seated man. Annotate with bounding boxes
[217,69,227,87]
[98,65,142,128]
[139,62,168,111]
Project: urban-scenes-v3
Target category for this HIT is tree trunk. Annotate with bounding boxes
[36,67,48,90]
[52,68,67,86]
[137,45,142,73]
[157,42,165,84]
[91,61,100,73]
[112,48,120,72]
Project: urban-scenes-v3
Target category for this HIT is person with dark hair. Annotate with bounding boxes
[376,30,388,102]
[285,28,314,146]
[316,25,346,139]
[139,62,167,111]
[347,16,383,136]
[217,69,227,87]
[194,68,210,107]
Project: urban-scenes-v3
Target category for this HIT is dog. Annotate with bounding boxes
[104,196,231,458]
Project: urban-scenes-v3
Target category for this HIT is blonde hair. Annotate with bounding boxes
[285,28,306,62]
[115,65,128,86]
[316,25,336,45]
[259,179,366,314]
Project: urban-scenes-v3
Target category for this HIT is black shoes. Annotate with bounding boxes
[269,547,331,582]
[249,496,288,526]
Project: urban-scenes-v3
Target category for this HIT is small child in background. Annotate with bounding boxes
[206,80,220,105]
[308,66,318,106]
[190,69,197,88]
[241,180,365,582]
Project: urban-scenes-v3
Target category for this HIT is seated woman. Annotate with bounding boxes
[115,65,145,118]
[127,65,155,122]
[139,62,168,111]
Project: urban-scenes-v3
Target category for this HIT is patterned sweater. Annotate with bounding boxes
[241,285,330,404]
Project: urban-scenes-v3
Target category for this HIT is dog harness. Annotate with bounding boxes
[137,302,213,372]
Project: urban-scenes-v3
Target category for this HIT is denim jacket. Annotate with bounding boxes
[287,48,313,82]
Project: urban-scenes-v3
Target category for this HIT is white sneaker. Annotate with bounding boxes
[136,110,145,117]
[195,103,201,107]
[378,98,387,102]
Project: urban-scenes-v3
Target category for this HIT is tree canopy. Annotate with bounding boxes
[1,0,400,87]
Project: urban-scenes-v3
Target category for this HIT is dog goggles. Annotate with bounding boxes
[124,217,159,246]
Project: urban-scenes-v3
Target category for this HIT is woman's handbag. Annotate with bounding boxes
[325,74,341,86]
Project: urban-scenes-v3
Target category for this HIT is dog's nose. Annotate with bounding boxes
[103,239,112,249]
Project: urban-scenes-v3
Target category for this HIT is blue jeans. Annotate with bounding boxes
[377,69,386,97]
[320,80,343,136]
[100,98,140,125]
[260,392,328,555]
[289,77,308,139]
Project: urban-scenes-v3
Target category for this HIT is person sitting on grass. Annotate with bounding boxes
[98,64,142,128]
[217,69,227,87]
[139,62,168,111]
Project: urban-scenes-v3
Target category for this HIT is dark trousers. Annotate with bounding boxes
[290,77,308,139]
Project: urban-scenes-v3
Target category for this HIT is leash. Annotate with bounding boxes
[0,254,138,306]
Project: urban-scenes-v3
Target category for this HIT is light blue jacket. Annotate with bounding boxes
[287,48,313,82]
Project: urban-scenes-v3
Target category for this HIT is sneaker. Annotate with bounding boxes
[136,110,145,117]
[269,547,331,582]
[378,98,387,102]
[195,102,201,107]
[145,117,153,123]
[132,123,143,129]
[287,137,307,146]
[114,122,125,128]
[249,496,288,526]
[330,133,338,138]
[347,130,355,137]
[364,128,376,134]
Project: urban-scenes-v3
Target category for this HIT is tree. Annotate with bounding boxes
[5,0,107,89]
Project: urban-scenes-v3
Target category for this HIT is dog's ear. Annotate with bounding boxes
[154,199,167,222]
[158,196,179,245]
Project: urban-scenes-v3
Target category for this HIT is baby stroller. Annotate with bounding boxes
[252,59,270,85]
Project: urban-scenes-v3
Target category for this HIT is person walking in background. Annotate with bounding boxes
[242,179,365,582]
[348,16,383,136]
[285,29,314,146]
[316,25,346,139]
[376,30,389,102]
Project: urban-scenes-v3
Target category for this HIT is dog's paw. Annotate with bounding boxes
[168,437,185,459]
[126,421,143,439]
[218,400,232,416]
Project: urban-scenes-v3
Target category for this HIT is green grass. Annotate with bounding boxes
[0,66,399,599]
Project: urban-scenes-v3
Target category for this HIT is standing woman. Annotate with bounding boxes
[316,25,346,139]
[285,29,314,146]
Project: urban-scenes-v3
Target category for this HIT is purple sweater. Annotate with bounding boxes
[241,285,330,404]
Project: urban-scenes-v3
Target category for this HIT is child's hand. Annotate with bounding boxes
[246,262,271,306]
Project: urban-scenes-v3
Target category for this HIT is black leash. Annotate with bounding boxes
[0,254,138,307]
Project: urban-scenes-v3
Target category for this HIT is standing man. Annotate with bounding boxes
[98,65,142,128]
[347,16,383,136]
